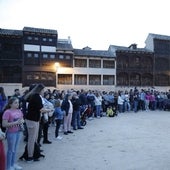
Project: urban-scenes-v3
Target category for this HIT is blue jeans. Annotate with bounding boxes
[6,131,21,169]
[133,100,139,112]
[118,104,123,113]
[95,105,101,117]
[72,110,81,129]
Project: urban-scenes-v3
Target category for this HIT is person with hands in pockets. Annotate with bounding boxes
[2,97,24,170]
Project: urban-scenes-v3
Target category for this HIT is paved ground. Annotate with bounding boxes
[4,110,170,170]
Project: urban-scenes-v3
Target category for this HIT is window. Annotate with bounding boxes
[41,73,47,80]
[59,55,64,59]
[27,53,32,58]
[74,59,87,67]
[34,53,39,58]
[89,59,101,68]
[47,75,53,80]
[58,74,72,84]
[43,54,48,58]
[103,60,115,68]
[26,74,32,80]
[33,74,40,80]
[49,38,53,42]
[74,75,87,85]
[25,52,40,65]
[103,75,115,85]
[66,55,71,60]
[34,37,39,41]
[27,36,32,40]
[89,75,101,85]
[50,54,55,59]
[43,38,47,42]
[135,57,140,65]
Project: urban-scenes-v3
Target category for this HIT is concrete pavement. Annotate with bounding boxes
[10,110,170,170]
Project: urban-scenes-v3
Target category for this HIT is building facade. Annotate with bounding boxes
[145,33,170,86]
[109,44,154,87]
[0,29,22,83]
[22,27,58,87]
[0,27,170,94]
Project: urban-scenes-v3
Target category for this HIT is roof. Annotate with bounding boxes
[57,42,73,50]
[109,45,153,53]
[23,27,57,35]
[148,33,170,41]
[74,49,115,58]
[0,28,23,36]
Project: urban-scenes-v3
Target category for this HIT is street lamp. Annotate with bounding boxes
[55,62,60,88]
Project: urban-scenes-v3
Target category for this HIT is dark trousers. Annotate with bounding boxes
[43,122,49,142]
[37,122,43,144]
[55,119,62,137]
[37,120,49,143]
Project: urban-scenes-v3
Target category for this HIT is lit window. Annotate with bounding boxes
[58,74,72,84]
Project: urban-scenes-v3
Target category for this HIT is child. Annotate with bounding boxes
[106,106,117,117]
[0,127,5,170]
[53,99,64,140]
[2,97,24,170]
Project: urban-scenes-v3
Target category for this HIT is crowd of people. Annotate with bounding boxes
[0,85,170,170]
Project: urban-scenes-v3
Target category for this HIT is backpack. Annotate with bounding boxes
[19,142,45,161]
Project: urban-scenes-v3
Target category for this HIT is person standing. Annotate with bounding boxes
[2,97,24,170]
[0,127,6,170]
[72,92,83,130]
[0,87,7,132]
[94,92,102,118]
[24,83,52,161]
[61,93,73,135]
[53,99,64,140]
[41,92,54,144]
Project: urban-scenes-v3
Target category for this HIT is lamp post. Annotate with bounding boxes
[55,62,60,88]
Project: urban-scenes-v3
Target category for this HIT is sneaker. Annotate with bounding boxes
[67,131,73,134]
[26,157,34,162]
[55,136,63,140]
[14,164,23,170]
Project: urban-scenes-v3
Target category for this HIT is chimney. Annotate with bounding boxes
[68,36,71,44]
[129,43,137,50]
